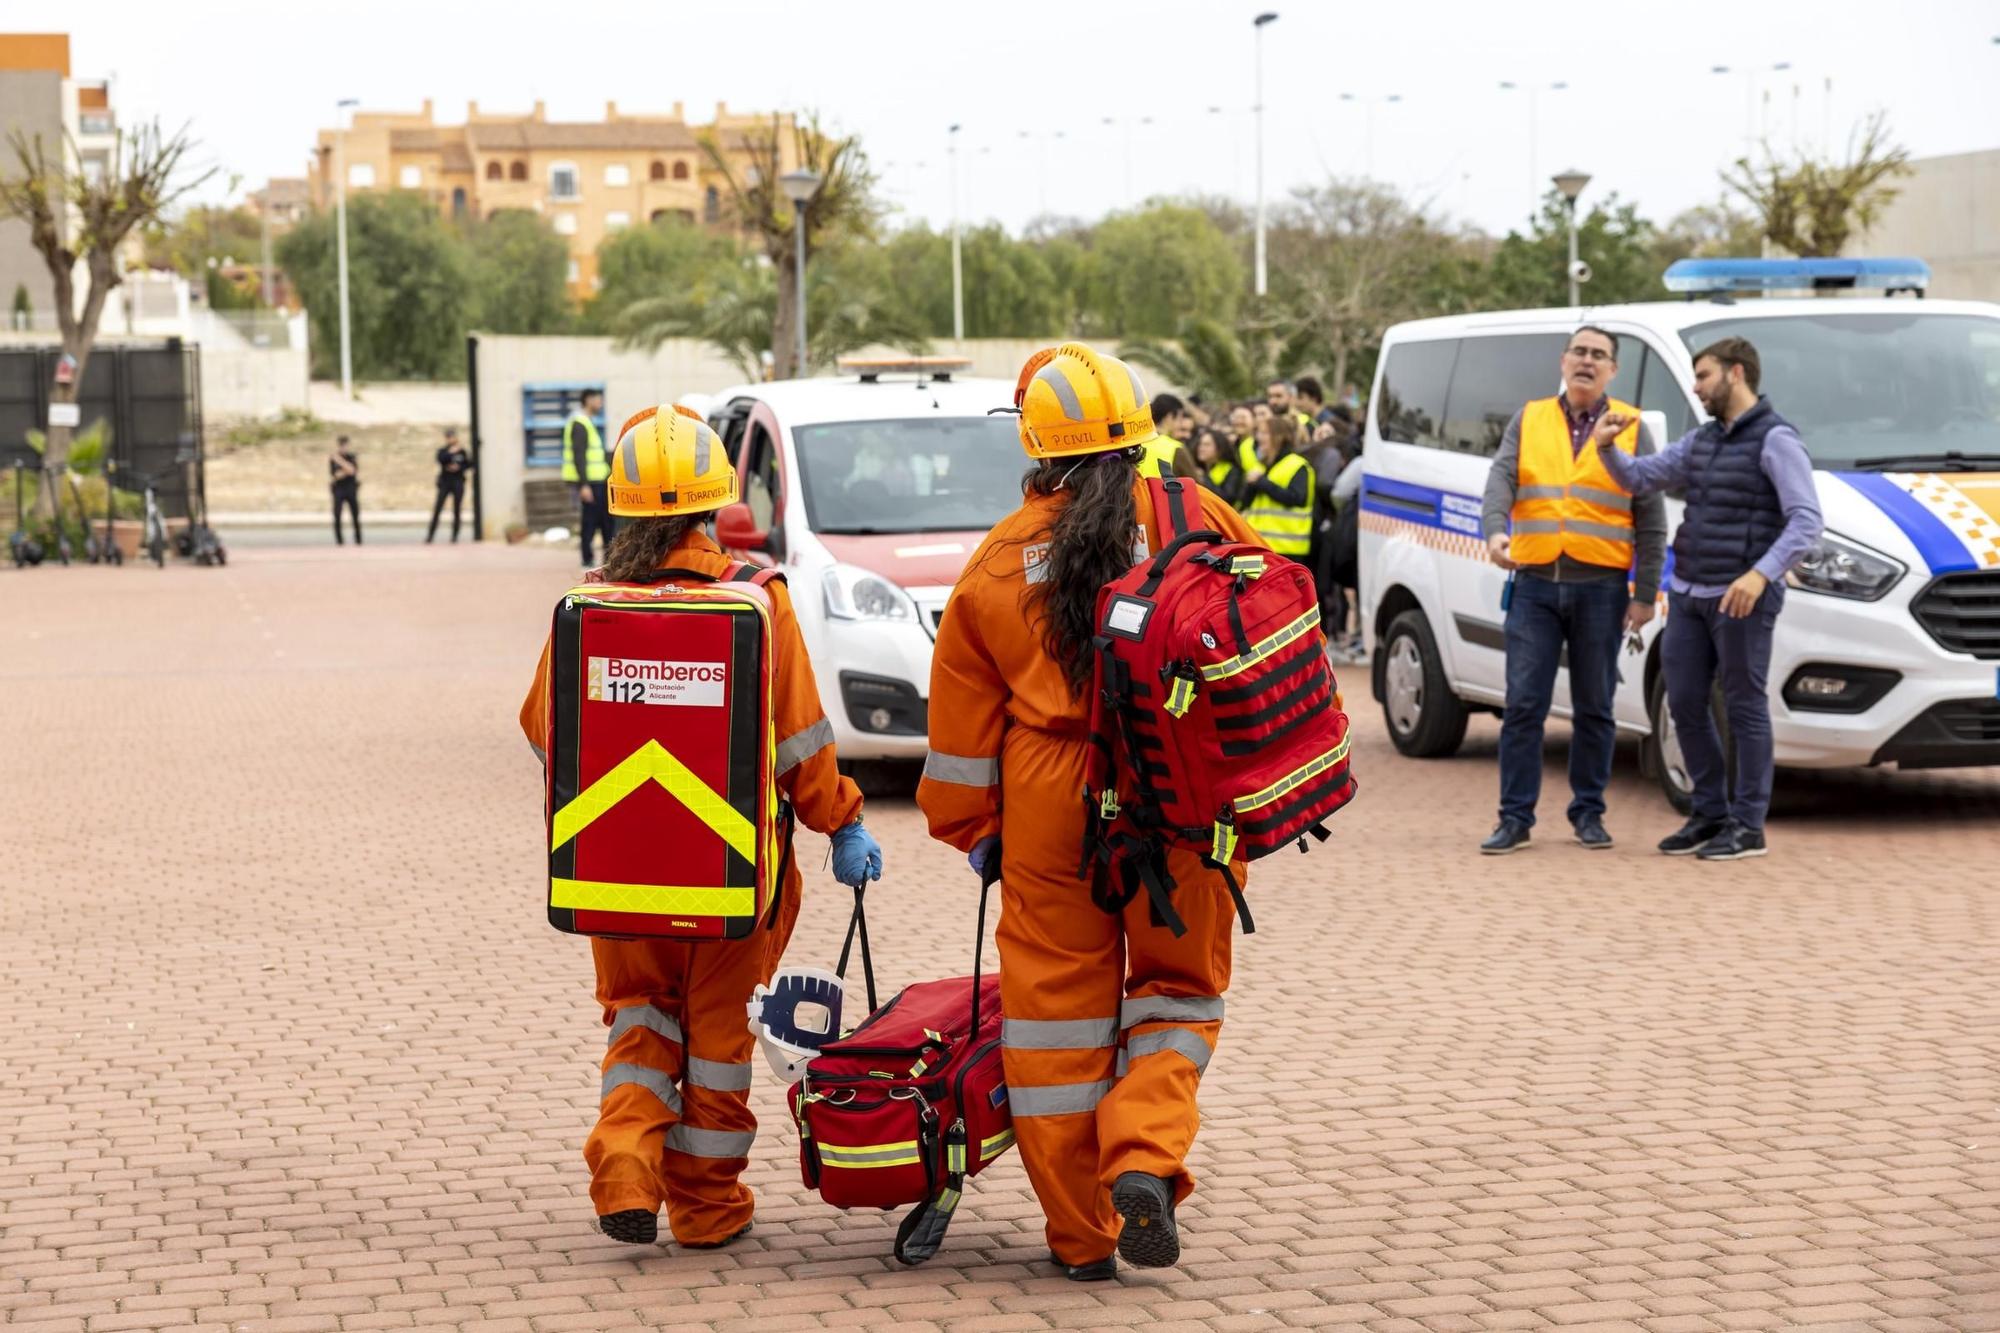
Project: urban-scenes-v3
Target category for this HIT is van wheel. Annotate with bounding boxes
[1646,669,1730,816]
[1380,610,1467,758]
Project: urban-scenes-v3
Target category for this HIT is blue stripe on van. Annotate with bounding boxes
[1360,475,1483,536]
[1833,472,1977,574]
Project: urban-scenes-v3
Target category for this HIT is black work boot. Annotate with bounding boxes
[1480,820,1532,855]
[598,1209,659,1245]
[1658,815,1729,855]
[1112,1171,1181,1268]
[1051,1252,1117,1281]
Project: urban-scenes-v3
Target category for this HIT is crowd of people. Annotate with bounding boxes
[1150,375,1368,660]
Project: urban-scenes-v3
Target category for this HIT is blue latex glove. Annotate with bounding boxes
[830,820,883,889]
[968,835,1000,880]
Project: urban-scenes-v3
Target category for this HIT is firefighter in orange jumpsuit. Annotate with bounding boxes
[520,403,880,1248]
[917,345,1267,1280]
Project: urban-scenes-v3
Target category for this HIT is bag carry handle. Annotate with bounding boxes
[835,886,880,1014]
[969,846,999,1037]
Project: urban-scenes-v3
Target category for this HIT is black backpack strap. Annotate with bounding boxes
[894,1126,966,1265]
[727,561,786,587]
[1215,861,1255,935]
[651,565,717,583]
[1150,476,1203,539]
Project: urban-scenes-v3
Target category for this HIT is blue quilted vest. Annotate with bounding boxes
[1672,397,1789,587]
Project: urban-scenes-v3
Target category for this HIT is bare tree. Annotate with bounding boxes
[1722,111,1912,259]
[698,113,878,378]
[0,120,211,517]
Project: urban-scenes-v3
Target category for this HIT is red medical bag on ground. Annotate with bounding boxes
[544,566,786,941]
[789,871,1010,1265]
[1085,476,1357,935]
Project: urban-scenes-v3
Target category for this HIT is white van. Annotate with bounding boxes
[1358,263,2000,810]
[698,360,1023,764]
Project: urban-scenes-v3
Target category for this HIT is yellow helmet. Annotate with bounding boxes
[607,403,738,518]
[1011,342,1159,460]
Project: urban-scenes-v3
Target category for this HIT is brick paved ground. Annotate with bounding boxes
[3,543,1997,1333]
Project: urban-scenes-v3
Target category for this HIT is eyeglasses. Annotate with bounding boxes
[1565,346,1615,363]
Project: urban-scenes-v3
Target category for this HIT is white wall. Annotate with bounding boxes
[1864,149,2000,302]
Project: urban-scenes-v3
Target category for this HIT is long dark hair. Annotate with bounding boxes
[601,514,700,582]
[1023,449,1139,697]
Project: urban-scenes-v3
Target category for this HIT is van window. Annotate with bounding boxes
[743,423,780,530]
[1440,334,1567,457]
[1633,345,1696,443]
[1375,340,1458,448]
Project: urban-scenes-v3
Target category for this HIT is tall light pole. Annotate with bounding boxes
[1498,80,1567,223]
[948,124,964,345]
[1253,11,1277,299]
[1553,169,1591,307]
[334,98,358,400]
[779,168,821,378]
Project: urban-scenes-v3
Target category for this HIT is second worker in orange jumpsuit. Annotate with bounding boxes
[521,403,878,1248]
[918,344,1267,1280]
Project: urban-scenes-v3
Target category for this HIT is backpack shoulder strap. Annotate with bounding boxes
[1148,476,1203,541]
[726,562,786,588]
[651,566,717,584]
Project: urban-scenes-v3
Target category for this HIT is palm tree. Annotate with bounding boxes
[1120,318,1279,402]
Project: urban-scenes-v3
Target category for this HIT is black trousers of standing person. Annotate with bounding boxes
[428,479,465,543]
[332,483,361,545]
[577,485,614,566]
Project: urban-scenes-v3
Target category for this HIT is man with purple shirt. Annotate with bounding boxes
[1592,336,1823,861]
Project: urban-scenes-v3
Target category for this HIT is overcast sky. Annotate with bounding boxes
[59,0,2000,240]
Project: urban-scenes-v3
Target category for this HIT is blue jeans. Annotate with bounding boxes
[1498,574,1628,828]
[1662,586,1782,830]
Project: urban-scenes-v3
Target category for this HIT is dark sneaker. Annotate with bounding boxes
[1658,816,1729,856]
[598,1209,659,1245]
[1052,1252,1117,1282]
[680,1219,753,1250]
[1112,1171,1180,1268]
[1480,821,1532,855]
[1696,822,1768,862]
[1573,817,1614,850]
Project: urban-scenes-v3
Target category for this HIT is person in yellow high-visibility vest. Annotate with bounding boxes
[1240,413,1315,568]
[562,389,614,567]
[1135,393,1200,480]
[1478,326,1667,856]
[1230,404,1260,474]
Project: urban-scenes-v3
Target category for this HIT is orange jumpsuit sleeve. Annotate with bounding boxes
[1197,487,1265,548]
[766,577,863,836]
[520,637,553,764]
[916,575,1007,853]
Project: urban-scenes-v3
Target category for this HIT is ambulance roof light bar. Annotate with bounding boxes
[837,355,976,383]
[1663,257,1930,301]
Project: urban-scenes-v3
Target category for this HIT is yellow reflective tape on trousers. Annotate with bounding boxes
[1232,736,1352,814]
[1199,605,1323,682]
[550,879,756,916]
[550,738,756,859]
[816,1140,924,1168]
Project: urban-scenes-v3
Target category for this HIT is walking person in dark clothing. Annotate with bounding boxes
[564,389,614,567]
[1592,337,1822,861]
[329,435,361,545]
[427,427,472,543]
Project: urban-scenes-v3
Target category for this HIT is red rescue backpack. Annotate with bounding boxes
[788,871,1009,1266]
[1084,477,1356,935]
[544,562,791,942]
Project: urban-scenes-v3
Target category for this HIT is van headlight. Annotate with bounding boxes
[823,563,917,622]
[1787,532,1905,601]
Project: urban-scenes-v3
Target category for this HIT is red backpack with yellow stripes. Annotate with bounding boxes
[1083,477,1356,935]
[544,563,790,942]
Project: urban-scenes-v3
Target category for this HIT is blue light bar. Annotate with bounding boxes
[1663,257,1930,294]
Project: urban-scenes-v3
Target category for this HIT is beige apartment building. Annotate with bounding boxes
[306,100,798,297]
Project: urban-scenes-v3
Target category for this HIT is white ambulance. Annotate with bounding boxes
[1358,258,2000,810]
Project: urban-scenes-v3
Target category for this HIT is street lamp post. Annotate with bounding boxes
[334,98,358,400]
[948,124,963,345]
[779,168,821,379]
[1253,11,1277,299]
[1497,80,1568,224]
[1552,169,1591,307]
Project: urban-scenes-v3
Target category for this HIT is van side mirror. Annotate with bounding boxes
[1640,409,1669,449]
[716,502,768,553]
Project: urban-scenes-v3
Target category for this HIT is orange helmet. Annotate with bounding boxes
[606,403,738,518]
[1011,342,1159,460]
